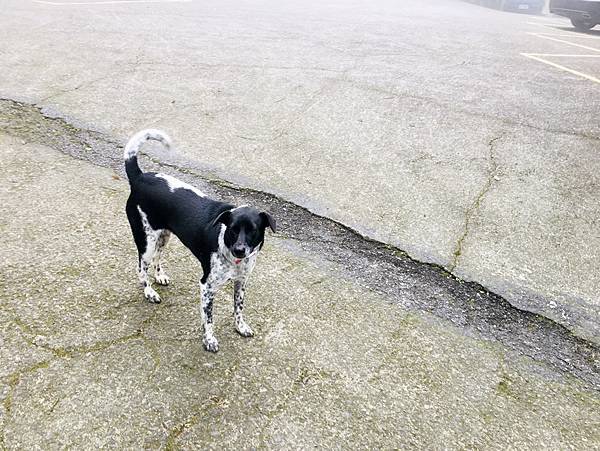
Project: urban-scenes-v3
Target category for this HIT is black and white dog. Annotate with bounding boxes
[124,129,276,352]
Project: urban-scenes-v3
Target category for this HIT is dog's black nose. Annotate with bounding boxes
[232,245,246,258]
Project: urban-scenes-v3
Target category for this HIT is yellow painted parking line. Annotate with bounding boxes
[527,32,600,52]
[521,53,600,84]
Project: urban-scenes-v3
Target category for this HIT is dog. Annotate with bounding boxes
[123,129,276,352]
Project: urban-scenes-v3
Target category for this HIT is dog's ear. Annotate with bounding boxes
[213,210,232,228]
[260,212,276,233]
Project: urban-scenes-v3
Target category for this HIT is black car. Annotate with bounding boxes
[550,0,600,30]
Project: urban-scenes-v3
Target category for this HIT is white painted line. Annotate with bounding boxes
[532,33,600,40]
[527,15,567,22]
[527,32,600,52]
[526,53,600,58]
[34,0,191,5]
[521,53,600,84]
[526,21,569,28]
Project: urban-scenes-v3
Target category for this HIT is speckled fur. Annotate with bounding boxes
[153,230,171,286]
[136,206,164,303]
[200,227,258,351]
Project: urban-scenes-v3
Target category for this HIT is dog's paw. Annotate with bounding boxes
[203,335,219,353]
[154,272,171,286]
[235,321,254,338]
[144,286,162,304]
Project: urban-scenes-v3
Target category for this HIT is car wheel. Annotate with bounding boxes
[571,18,596,31]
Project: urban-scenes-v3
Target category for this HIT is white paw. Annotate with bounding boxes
[144,286,161,304]
[154,272,171,286]
[235,321,254,337]
[203,334,219,352]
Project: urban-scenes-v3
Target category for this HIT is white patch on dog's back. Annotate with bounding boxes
[156,173,205,197]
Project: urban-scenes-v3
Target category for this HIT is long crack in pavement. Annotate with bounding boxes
[0,97,598,395]
[448,134,503,272]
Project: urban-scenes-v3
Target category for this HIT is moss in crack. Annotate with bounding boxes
[13,317,140,358]
[11,318,64,359]
[165,413,198,451]
[448,135,503,272]
[11,299,162,360]
[495,373,515,398]
[141,336,161,380]
[3,360,51,414]
[164,360,241,449]
[254,364,330,447]
[164,396,224,450]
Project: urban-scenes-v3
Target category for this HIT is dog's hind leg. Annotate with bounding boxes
[153,230,171,286]
[127,202,163,303]
[138,229,162,303]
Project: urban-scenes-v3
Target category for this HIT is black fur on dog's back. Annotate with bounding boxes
[128,173,233,263]
[124,129,234,278]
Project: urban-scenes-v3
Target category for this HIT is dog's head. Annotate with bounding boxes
[214,206,276,260]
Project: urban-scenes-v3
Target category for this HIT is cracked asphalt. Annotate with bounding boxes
[1,0,600,448]
[1,0,598,342]
[1,133,599,448]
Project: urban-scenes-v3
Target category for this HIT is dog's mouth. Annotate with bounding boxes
[232,251,247,261]
[230,249,246,264]
[230,246,259,264]
[231,247,247,259]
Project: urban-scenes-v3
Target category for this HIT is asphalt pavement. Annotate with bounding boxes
[1,0,598,342]
[1,131,599,449]
[1,0,599,448]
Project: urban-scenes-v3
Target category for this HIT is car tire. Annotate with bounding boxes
[571,18,596,31]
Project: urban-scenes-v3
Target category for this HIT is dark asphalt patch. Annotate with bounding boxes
[1,98,598,389]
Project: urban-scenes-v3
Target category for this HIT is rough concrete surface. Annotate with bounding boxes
[1,0,600,448]
[0,0,598,343]
[1,134,600,449]
[2,98,598,389]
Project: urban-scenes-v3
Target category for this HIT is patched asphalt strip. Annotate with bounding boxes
[1,98,598,389]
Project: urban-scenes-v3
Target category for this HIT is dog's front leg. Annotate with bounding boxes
[200,281,219,352]
[234,280,254,337]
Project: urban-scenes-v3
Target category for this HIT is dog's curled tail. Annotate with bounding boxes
[123,129,172,181]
